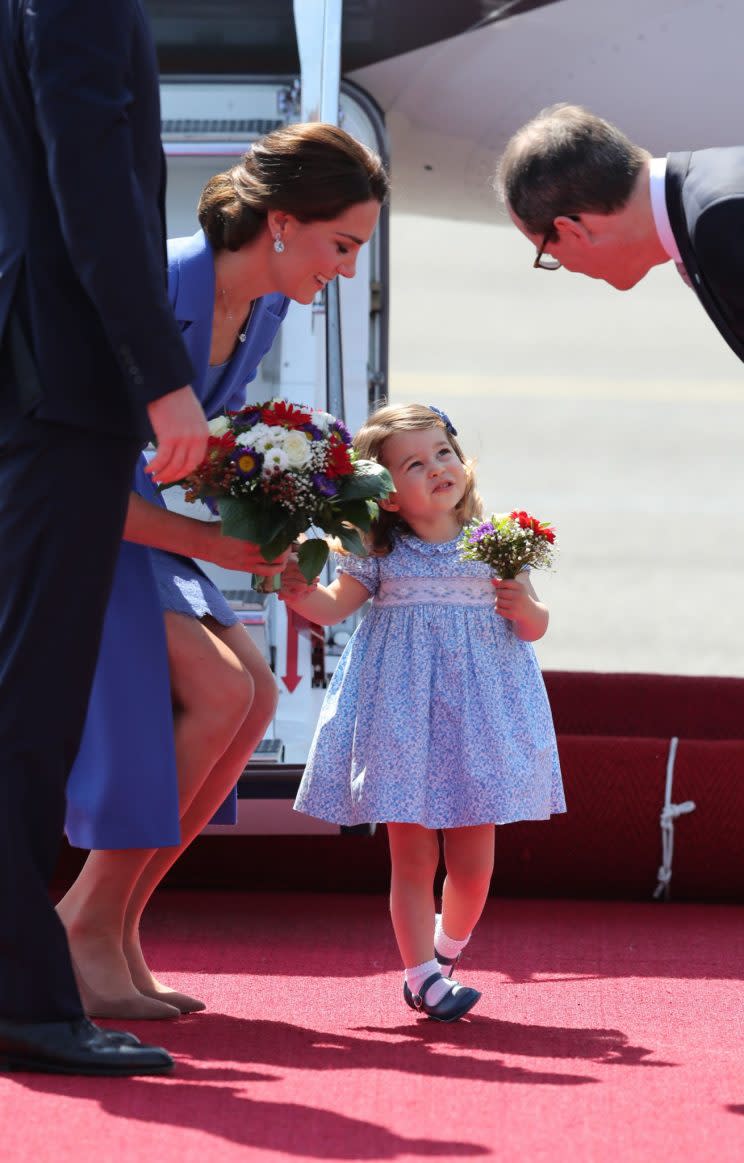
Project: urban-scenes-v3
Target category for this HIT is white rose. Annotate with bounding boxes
[283,429,313,468]
[207,415,231,436]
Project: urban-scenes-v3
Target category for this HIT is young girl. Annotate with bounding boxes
[279,403,564,1022]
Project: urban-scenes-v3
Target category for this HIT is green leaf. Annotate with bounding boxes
[297,538,329,581]
[262,516,309,562]
[335,525,366,556]
[318,517,345,537]
[218,496,288,548]
[330,498,377,530]
[335,459,393,502]
[218,496,261,541]
[260,532,293,561]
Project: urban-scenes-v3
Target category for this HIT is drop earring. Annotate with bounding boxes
[274,235,285,254]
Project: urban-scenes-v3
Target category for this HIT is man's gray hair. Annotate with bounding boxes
[496,104,649,236]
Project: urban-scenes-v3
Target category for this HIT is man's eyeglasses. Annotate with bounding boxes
[532,215,580,271]
[533,229,562,271]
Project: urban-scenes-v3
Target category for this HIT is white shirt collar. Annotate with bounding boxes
[649,157,682,263]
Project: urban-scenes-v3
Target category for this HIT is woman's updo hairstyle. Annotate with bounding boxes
[198,122,389,252]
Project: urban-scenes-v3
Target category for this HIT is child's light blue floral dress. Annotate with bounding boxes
[294,532,565,829]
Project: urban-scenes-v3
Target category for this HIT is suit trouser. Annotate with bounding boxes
[0,394,140,1020]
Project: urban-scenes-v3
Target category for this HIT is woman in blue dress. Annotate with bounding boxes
[279,403,564,1022]
[57,123,389,1019]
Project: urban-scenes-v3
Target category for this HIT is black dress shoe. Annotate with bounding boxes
[403,973,481,1022]
[80,1018,140,1049]
[0,1018,173,1076]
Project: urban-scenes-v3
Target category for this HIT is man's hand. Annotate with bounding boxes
[146,386,209,483]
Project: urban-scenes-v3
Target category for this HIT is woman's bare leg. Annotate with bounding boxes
[440,824,495,940]
[123,620,278,1005]
[56,613,256,1017]
[386,823,441,968]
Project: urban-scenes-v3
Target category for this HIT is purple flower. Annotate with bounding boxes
[470,522,495,542]
[232,446,263,479]
[303,423,325,442]
[233,406,261,429]
[331,419,352,444]
[312,473,340,497]
[203,496,220,516]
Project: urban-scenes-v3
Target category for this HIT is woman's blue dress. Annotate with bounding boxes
[65,230,289,848]
[147,363,239,629]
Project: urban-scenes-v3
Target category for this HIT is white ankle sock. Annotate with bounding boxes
[435,914,471,975]
[405,958,453,1006]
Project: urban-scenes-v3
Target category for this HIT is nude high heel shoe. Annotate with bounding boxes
[71,959,181,1021]
[138,987,206,1014]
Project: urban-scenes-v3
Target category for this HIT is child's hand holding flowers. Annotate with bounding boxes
[278,554,320,603]
[459,510,556,642]
[491,576,537,624]
[490,573,550,641]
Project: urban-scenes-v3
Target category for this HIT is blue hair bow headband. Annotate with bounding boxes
[428,404,457,436]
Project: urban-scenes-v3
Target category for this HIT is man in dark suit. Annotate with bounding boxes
[498,103,744,363]
[0,1,209,1074]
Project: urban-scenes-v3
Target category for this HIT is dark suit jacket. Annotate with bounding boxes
[0,0,194,439]
[666,148,744,364]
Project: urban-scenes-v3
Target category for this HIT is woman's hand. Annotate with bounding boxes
[278,556,319,603]
[200,523,290,576]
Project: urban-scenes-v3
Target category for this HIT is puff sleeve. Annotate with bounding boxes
[334,551,380,596]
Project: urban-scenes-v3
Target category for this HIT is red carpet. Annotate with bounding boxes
[3,892,744,1162]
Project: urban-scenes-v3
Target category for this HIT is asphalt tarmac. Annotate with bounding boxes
[388,214,744,677]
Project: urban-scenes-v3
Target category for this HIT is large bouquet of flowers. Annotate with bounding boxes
[458,510,556,578]
[166,399,393,590]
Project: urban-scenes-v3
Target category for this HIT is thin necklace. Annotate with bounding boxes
[220,286,255,343]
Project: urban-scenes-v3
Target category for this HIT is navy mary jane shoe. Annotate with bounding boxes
[435,948,461,979]
[403,972,480,1022]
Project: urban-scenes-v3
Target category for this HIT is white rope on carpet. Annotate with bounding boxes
[653,736,696,901]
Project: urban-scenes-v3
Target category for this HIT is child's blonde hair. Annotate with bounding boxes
[353,402,483,555]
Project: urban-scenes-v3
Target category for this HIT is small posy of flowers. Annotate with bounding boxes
[458,510,556,579]
[164,399,393,585]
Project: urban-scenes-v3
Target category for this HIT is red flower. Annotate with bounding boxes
[510,509,533,530]
[325,434,354,478]
[261,400,313,430]
[189,433,236,478]
[510,509,555,541]
[207,432,236,455]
